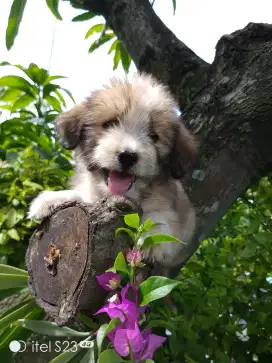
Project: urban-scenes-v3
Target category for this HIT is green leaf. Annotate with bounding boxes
[0,75,34,96]
[43,83,60,98]
[23,179,44,190]
[108,39,119,54]
[139,276,181,306]
[88,33,115,53]
[172,0,177,14]
[72,11,95,22]
[6,208,24,228]
[142,219,160,232]
[96,318,121,355]
[7,229,20,241]
[45,95,62,112]
[0,88,22,102]
[124,214,140,229]
[253,232,272,245]
[16,320,91,336]
[62,88,76,103]
[115,228,135,241]
[46,0,62,20]
[46,75,67,84]
[98,349,123,363]
[113,252,129,275]
[85,24,105,39]
[0,307,44,353]
[6,0,27,50]
[119,43,131,73]
[0,300,36,331]
[0,264,28,276]
[140,234,184,250]
[0,273,28,290]
[113,43,121,70]
[11,94,35,111]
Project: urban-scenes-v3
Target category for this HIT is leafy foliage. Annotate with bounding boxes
[0,62,73,267]
[147,175,272,362]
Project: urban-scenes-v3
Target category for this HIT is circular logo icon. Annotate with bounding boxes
[9,340,27,353]
[9,341,21,353]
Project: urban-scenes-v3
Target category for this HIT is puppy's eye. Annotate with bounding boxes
[149,132,159,143]
[103,119,119,129]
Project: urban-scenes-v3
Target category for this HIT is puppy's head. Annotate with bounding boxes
[56,74,196,196]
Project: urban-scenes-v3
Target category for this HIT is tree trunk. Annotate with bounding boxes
[27,0,272,321]
[26,197,140,325]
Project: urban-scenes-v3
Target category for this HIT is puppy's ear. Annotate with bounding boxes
[55,103,89,149]
[169,120,197,179]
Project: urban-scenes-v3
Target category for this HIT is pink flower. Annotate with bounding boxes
[96,271,120,291]
[113,322,143,357]
[94,283,165,361]
[126,247,143,267]
[133,328,167,361]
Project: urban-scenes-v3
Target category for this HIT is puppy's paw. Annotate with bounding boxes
[28,190,82,220]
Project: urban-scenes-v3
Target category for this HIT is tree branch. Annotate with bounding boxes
[68,0,209,109]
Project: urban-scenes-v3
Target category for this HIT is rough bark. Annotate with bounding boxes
[26,197,140,325]
[27,0,272,320]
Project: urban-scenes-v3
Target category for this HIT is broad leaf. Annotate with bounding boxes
[11,94,35,111]
[124,214,140,229]
[88,33,115,53]
[72,11,95,22]
[140,234,184,250]
[16,320,91,336]
[85,24,105,39]
[46,0,62,20]
[7,229,20,241]
[0,264,28,276]
[113,252,129,275]
[98,349,123,363]
[6,0,27,50]
[0,76,35,96]
[96,318,121,355]
[142,219,160,232]
[45,95,62,112]
[115,228,135,241]
[139,276,181,305]
[0,273,28,290]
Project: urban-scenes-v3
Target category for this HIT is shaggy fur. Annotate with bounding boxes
[28,73,197,269]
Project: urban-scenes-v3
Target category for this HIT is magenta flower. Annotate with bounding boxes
[94,282,165,361]
[95,283,140,328]
[133,328,167,361]
[113,322,144,357]
[126,247,144,267]
[96,271,120,291]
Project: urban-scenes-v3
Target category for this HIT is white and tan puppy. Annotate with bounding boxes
[28,74,197,269]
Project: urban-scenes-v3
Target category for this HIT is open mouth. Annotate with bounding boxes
[103,169,136,196]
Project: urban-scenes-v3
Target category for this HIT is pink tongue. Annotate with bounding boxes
[108,171,134,196]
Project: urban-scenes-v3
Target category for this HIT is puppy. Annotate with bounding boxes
[28,73,197,271]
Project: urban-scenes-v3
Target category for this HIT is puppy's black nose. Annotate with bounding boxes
[118,150,138,168]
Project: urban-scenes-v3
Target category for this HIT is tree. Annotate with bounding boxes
[64,0,272,269]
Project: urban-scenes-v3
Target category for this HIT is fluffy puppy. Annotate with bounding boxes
[28,73,197,270]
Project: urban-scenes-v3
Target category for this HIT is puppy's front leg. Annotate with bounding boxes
[28,190,83,220]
